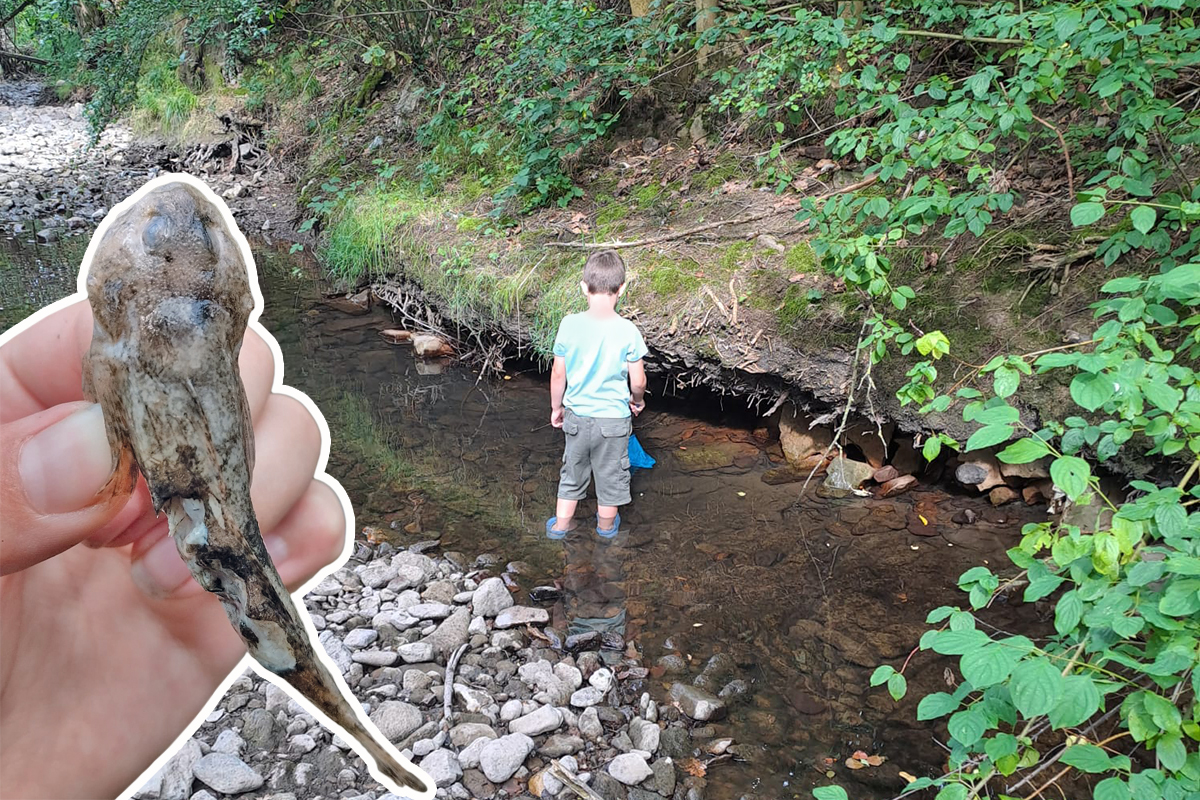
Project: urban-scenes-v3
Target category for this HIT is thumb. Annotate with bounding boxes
[1,401,135,575]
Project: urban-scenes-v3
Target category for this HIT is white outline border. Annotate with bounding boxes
[0,173,434,800]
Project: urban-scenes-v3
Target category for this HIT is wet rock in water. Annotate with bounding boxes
[989,486,1019,506]
[880,474,918,497]
[669,683,726,721]
[823,456,875,490]
[609,753,654,785]
[872,465,899,483]
[324,290,371,315]
[379,328,413,344]
[412,333,453,358]
[785,689,828,715]
[419,748,462,788]
[845,420,895,468]
[760,465,807,485]
[192,753,264,794]
[693,653,736,691]
[778,410,833,467]
[955,454,1005,491]
[495,606,550,628]
[659,726,690,758]
[718,680,750,704]
[906,497,940,536]
[952,508,978,525]
[479,733,535,783]
[529,585,564,603]
[565,631,603,652]
[656,654,687,674]
[472,576,515,617]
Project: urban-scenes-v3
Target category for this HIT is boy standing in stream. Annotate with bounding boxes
[547,249,648,538]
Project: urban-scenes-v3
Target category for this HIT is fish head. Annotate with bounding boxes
[85,180,252,364]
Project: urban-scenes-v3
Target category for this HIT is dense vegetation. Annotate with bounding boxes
[8,0,1200,798]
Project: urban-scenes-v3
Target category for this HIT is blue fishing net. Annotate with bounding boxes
[628,433,655,471]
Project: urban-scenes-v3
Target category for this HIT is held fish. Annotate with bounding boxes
[81,176,431,797]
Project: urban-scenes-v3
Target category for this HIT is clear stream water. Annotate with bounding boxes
[2,232,1047,800]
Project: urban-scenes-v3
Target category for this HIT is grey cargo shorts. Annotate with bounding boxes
[558,408,632,507]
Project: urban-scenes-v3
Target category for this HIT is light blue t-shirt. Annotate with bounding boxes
[553,312,648,418]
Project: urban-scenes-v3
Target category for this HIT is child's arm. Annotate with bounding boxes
[550,355,567,427]
[628,358,646,416]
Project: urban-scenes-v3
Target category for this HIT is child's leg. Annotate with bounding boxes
[552,411,590,533]
[553,498,580,532]
[593,417,633,535]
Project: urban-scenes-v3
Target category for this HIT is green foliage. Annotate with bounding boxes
[133,56,198,130]
[416,0,693,211]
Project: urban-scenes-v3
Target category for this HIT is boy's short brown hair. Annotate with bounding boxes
[582,250,626,295]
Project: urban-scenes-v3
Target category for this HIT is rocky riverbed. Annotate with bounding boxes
[134,542,728,800]
[0,81,300,243]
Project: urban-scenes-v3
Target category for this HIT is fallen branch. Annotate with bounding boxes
[441,642,469,729]
[897,28,1023,45]
[702,286,729,317]
[548,760,606,800]
[549,175,879,250]
[0,50,49,66]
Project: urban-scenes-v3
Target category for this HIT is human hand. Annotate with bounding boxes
[551,406,565,428]
[630,400,645,416]
[0,300,348,799]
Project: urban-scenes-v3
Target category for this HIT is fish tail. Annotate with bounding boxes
[279,660,431,796]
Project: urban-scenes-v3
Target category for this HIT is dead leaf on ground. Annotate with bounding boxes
[845,751,887,769]
[680,758,707,777]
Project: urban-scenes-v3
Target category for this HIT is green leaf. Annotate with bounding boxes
[948,707,987,746]
[993,365,1020,397]
[812,787,849,800]
[1055,590,1083,635]
[1071,202,1106,226]
[935,783,969,800]
[1143,692,1182,733]
[966,424,1014,451]
[961,643,1021,688]
[1048,674,1101,729]
[1061,743,1113,773]
[1071,372,1115,411]
[1010,658,1065,717]
[930,629,990,655]
[888,672,907,701]
[997,438,1051,464]
[1051,456,1091,501]
[1130,205,1157,234]
[1102,276,1143,293]
[870,665,896,687]
[917,692,960,720]
[1155,732,1186,772]
[1095,777,1130,800]
[1143,382,1182,413]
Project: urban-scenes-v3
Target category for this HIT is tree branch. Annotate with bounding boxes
[548,175,879,250]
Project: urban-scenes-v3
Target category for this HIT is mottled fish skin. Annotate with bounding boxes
[82,181,430,796]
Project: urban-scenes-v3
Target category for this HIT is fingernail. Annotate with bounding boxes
[264,534,288,565]
[131,534,193,598]
[19,404,114,514]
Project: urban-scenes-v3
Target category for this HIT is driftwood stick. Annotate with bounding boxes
[548,760,606,800]
[549,176,879,250]
[442,643,469,728]
[702,286,729,317]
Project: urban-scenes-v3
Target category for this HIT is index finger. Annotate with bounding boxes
[0,299,277,424]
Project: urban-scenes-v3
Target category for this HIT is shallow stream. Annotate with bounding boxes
[3,231,1047,800]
